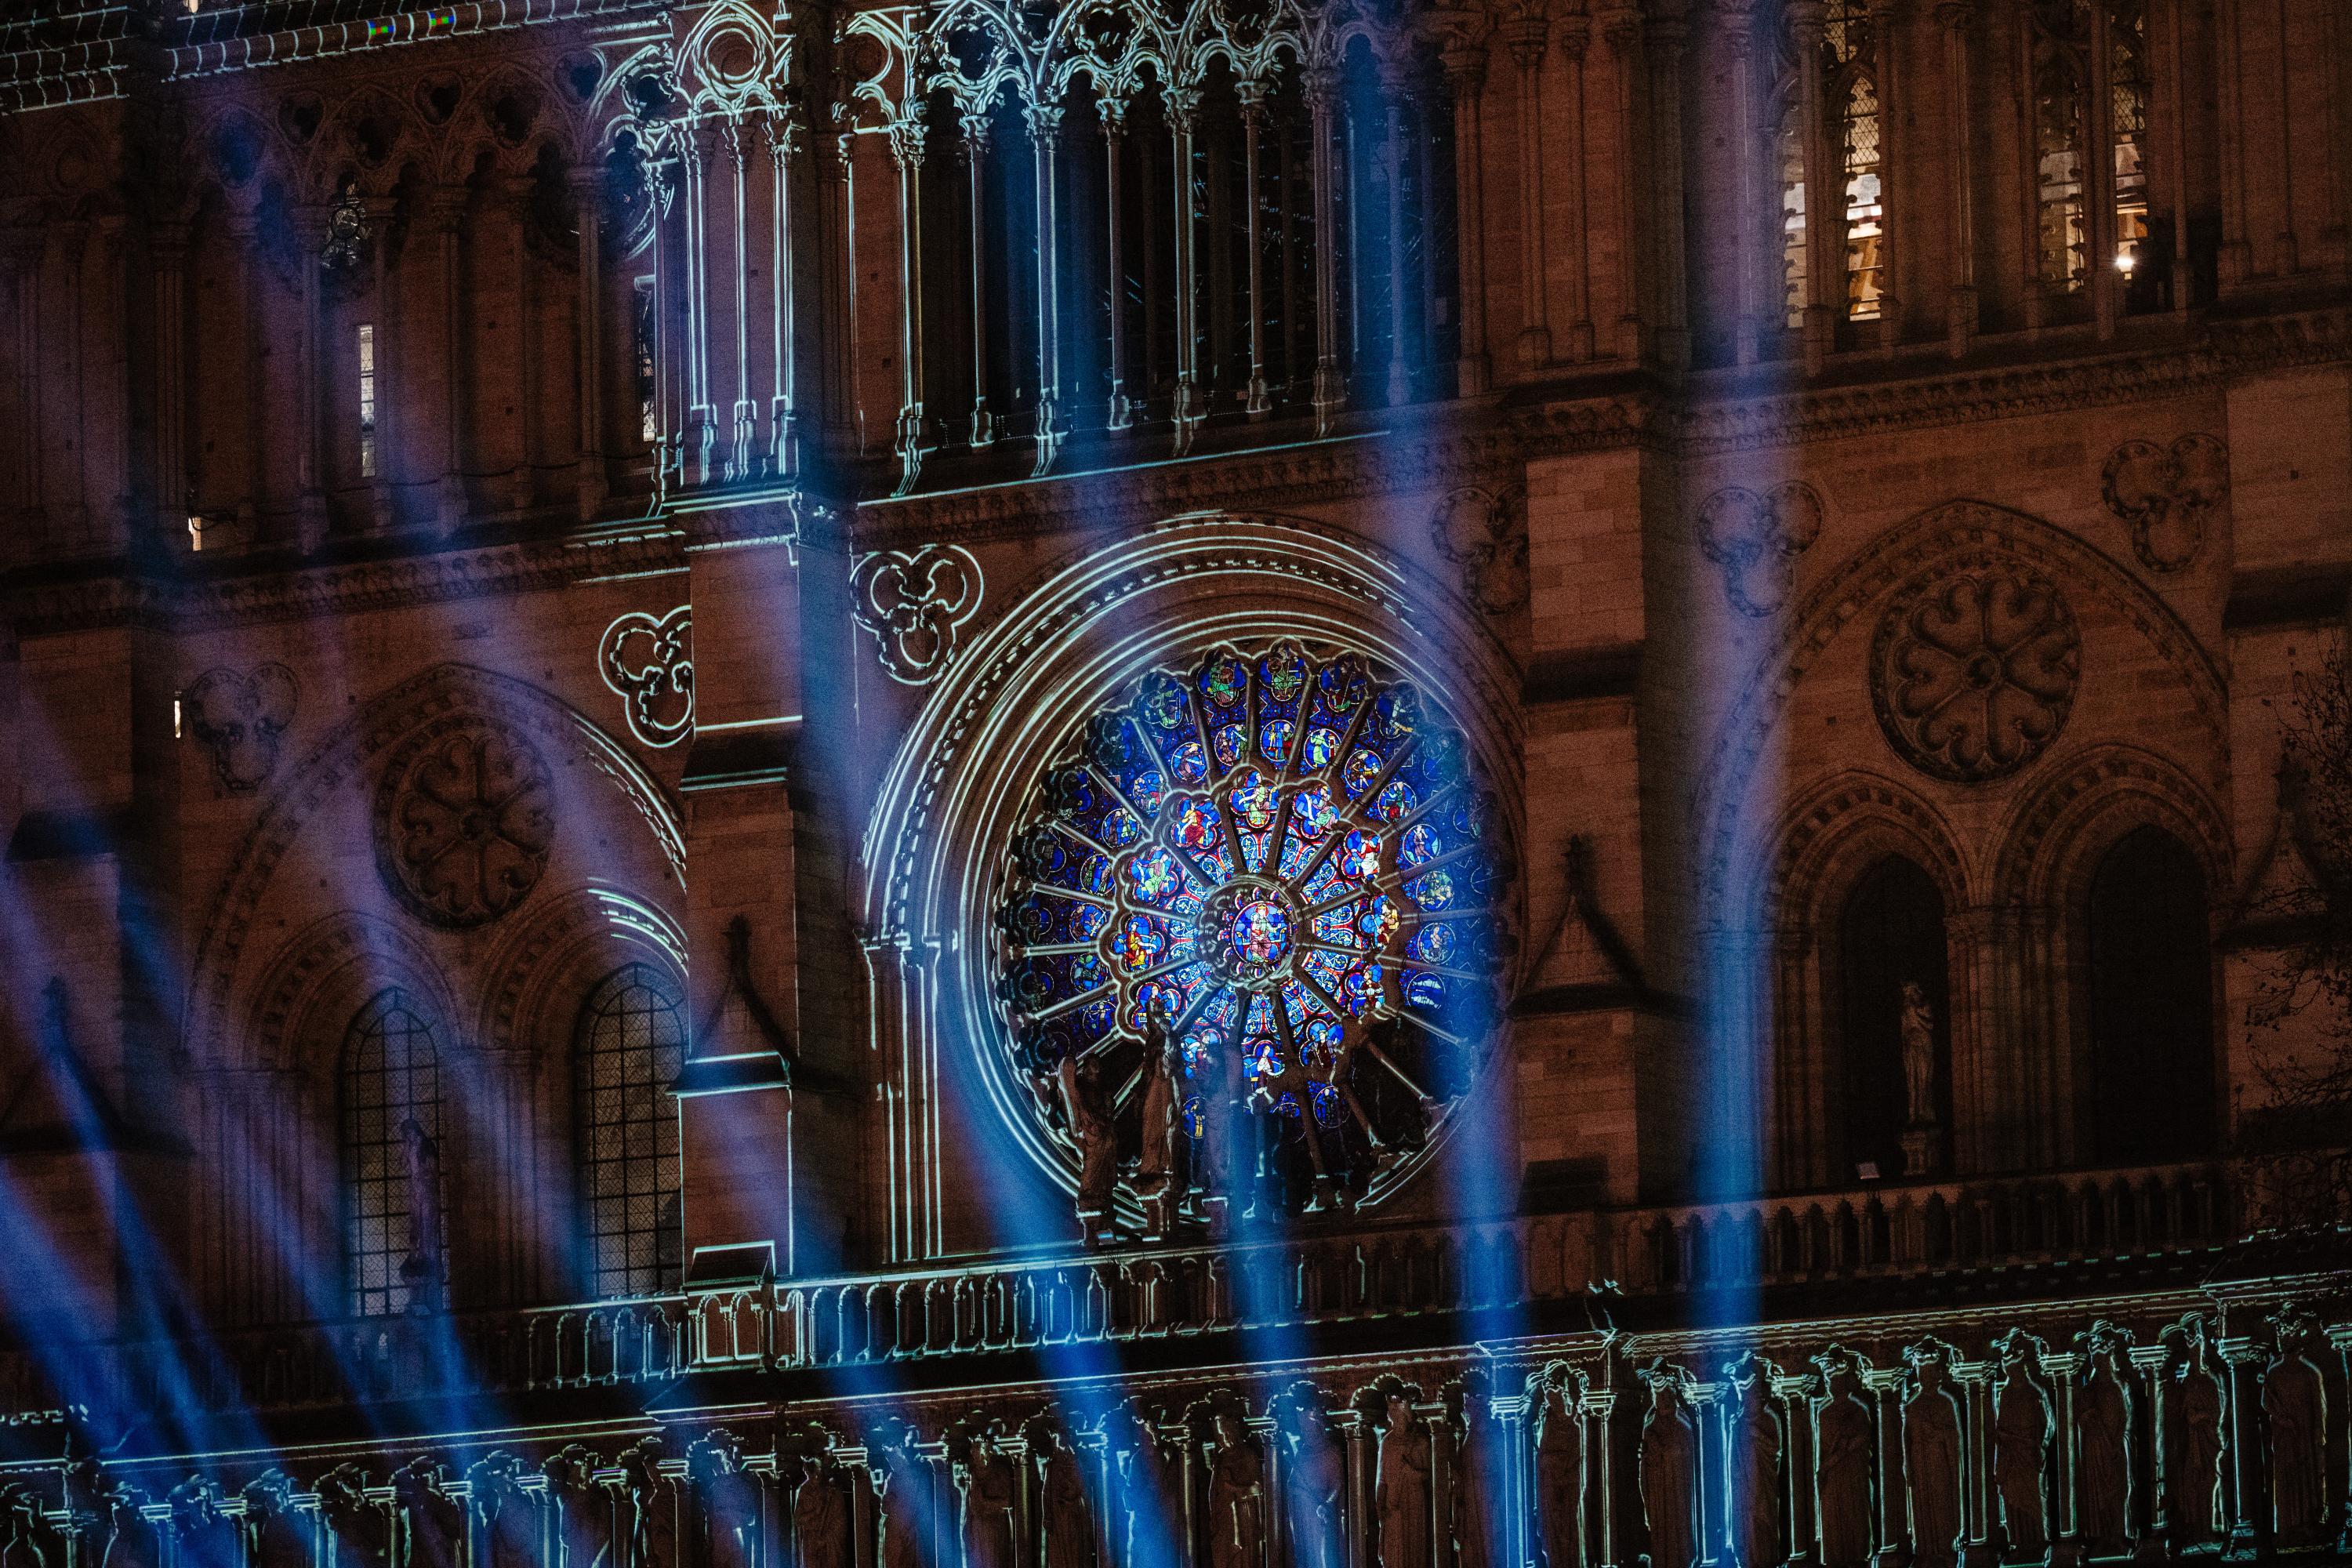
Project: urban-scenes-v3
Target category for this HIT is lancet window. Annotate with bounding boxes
[576,964,688,1298]
[2027,0,2150,299]
[342,989,445,1318]
[1823,0,1882,321]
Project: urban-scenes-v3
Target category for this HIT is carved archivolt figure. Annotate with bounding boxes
[1639,1382,1697,1568]
[1058,1054,1120,1246]
[1376,1394,1433,1568]
[2166,1352,2223,1547]
[2264,1354,2327,1546]
[1134,1000,1183,1236]
[2074,1359,2131,1558]
[1535,1381,1586,1568]
[1815,1382,1875,1568]
[1899,983,1938,1128]
[1207,1413,1267,1568]
[1903,1367,1963,1568]
[1729,1381,1782,1568]
[1992,1365,2050,1559]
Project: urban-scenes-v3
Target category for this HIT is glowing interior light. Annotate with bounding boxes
[187,514,203,550]
[2114,249,2137,273]
[172,696,183,739]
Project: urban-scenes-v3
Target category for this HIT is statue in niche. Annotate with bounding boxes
[318,1467,388,1568]
[1903,1363,1963,1568]
[2165,1345,2223,1548]
[1815,1377,1876,1568]
[2263,1352,2326,1546]
[1376,1392,1434,1568]
[1454,1389,1503,1568]
[545,1447,612,1568]
[167,1479,240,1568]
[787,1446,850,1568]
[399,1115,446,1309]
[2074,1356,2131,1558]
[1191,1034,1244,1232]
[1900,983,1938,1127]
[1,1486,53,1568]
[1535,1380,1586,1568]
[1207,1410,1267,1568]
[693,1437,760,1568]
[472,1454,540,1568]
[873,1433,927,1568]
[1992,1363,2050,1561]
[1729,1378,1782,1568]
[1034,1423,1092,1568]
[619,1443,676,1568]
[242,1475,308,1568]
[1134,997,1183,1237]
[955,1429,1016,1568]
[392,1460,466,1568]
[1116,1407,1178,1568]
[1639,1381,1697,1568]
[100,1484,159,1568]
[1058,1054,1120,1247]
[1280,1392,1347,1568]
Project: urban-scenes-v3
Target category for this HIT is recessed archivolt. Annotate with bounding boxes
[185,662,684,1069]
[244,912,462,1083]
[1694,499,2227,910]
[475,884,690,1065]
[1751,769,1973,936]
[1987,741,2233,913]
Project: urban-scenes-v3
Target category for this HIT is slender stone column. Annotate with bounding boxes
[1239,82,1274,414]
[963,109,994,446]
[1501,15,1553,367]
[2042,1351,2085,1568]
[2217,1336,2267,1559]
[1865,1367,1907,1568]
[569,167,608,519]
[1,228,44,546]
[1101,100,1132,430]
[1379,64,1414,407]
[766,109,800,480]
[1166,87,1204,453]
[1866,0,1906,347]
[1937,2,1979,351]
[1440,39,1491,393]
[889,117,928,495]
[1599,5,1648,359]
[1305,67,1345,432]
[1953,1359,1999,1568]
[1029,98,1065,475]
[148,220,192,535]
[1718,0,1763,365]
[1789,0,1834,371]
[500,176,537,513]
[292,206,330,552]
[365,198,397,532]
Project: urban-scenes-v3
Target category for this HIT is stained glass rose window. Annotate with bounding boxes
[994,644,1512,1217]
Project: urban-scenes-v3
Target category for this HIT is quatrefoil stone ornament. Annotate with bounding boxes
[1869,566,2082,784]
[598,605,695,748]
[374,724,558,929]
[2102,434,2228,572]
[851,544,985,684]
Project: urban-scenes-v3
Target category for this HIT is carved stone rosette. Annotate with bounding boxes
[1868,566,2081,783]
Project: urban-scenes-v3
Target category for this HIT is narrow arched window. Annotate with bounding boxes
[343,988,445,1317]
[1777,95,1809,328]
[1835,856,1951,1181]
[2030,0,2092,291]
[576,964,688,1297]
[2085,827,2214,1163]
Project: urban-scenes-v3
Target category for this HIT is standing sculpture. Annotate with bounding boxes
[1116,1406,1179,1568]
[1898,983,1941,1175]
[399,1115,446,1309]
[956,1429,1017,1568]
[1639,1381,1697,1568]
[1903,1361,1963,1568]
[2167,1344,2223,1548]
[1992,1362,2049,1559]
[1280,1391,1346,1568]
[545,1446,613,1568]
[1034,1423,1093,1568]
[2263,1352,2326,1547]
[1058,1054,1120,1247]
[874,1433,928,1568]
[1454,1387,1504,1568]
[1376,1392,1433,1568]
[1134,999,1183,1238]
[1815,1370,1875,1568]
[1192,1036,1243,1234]
[1535,1379,1586,1568]
[1207,1411,1267,1568]
[2074,1354,2131,1559]
[789,1447,850,1568]
[1728,1377,1782,1568]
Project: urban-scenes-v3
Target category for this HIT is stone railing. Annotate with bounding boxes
[0,1159,2242,1421]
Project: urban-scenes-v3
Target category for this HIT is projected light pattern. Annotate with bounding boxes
[996,644,1508,1210]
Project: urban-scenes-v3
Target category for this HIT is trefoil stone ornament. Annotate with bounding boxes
[2102,434,2227,572]
[1698,481,1825,618]
[597,606,695,747]
[182,662,298,793]
[851,543,984,684]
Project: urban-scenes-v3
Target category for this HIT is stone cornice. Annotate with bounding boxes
[1,527,685,640]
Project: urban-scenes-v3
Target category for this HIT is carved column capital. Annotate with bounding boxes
[1499,14,1549,65]
[1932,0,1975,31]
[1440,38,1490,93]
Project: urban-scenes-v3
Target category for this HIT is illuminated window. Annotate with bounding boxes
[633,278,657,442]
[995,644,1508,1215]
[1778,100,1809,328]
[2110,0,2151,277]
[2031,0,2090,291]
[356,323,379,479]
[576,964,686,1297]
[343,989,443,1317]
[1839,76,1883,320]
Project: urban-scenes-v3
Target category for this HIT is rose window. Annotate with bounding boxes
[994,644,1511,1215]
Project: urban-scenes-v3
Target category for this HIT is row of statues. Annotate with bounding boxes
[2,1319,2331,1568]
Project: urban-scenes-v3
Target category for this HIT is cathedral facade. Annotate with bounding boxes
[1,0,2350,1562]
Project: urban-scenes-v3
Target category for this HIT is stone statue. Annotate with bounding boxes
[1729,1381,1781,1568]
[1992,1365,2049,1559]
[875,1437,927,1568]
[1639,1382,1697,1568]
[2167,1352,2223,1547]
[619,1443,677,1568]
[1116,1408,1179,1568]
[1376,1393,1433,1568]
[472,1454,540,1568]
[1816,1384,1875,1568]
[100,1485,159,1568]
[694,1435,760,1568]
[546,1446,612,1568]
[2074,1359,2130,1558]
[789,1452,850,1568]
[319,1465,389,1568]
[1454,1394,1503,1568]
[1900,982,1936,1128]
[1192,1038,1244,1232]
[1,1486,53,1568]
[1903,1367,1962,1568]
[1280,1395,1346,1568]
[1135,999,1183,1236]
[2263,1353,2325,1546]
[1207,1412,1266,1568]
[1535,1381,1586,1568]
[399,1115,446,1308]
[1036,1425,1093,1568]
[167,1479,240,1568]
[956,1432,1017,1568]
[1059,1054,1120,1247]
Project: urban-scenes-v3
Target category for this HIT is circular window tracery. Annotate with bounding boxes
[994,643,1512,1218]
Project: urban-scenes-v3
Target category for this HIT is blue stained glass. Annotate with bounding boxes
[1181,1094,1205,1138]
[1127,846,1186,906]
[1399,822,1444,867]
[1304,725,1345,767]
[1409,923,1459,965]
[1261,647,1308,700]
[1113,913,1171,974]
[1168,797,1231,879]
[1357,896,1399,946]
[1372,779,1417,822]
[1168,739,1210,783]
[1406,973,1449,1010]
[1213,723,1247,769]
[1137,673,1189,732]
[1229,770,1278,832]
[1259,720,1295,765]
[1311,905,1362,948]
[1337,829,1382,882]
[1308,1082,1342,1125]
[1200,655,1249,709]
[1342,746,1387,800]
[1247,1036,1283,1080]
[1404,869,1456,910]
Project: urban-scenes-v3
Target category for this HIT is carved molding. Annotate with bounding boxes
[373,718,559,931]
